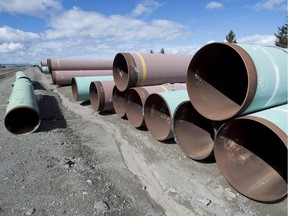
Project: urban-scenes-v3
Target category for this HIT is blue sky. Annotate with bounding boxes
[0,0,286,64]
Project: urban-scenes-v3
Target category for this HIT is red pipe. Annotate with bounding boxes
[112,86,128,118]
[52,70,112,85]
[113,53,192,91]
[47,59,113,72]
[90,80,115,111]
[125,83,186,128]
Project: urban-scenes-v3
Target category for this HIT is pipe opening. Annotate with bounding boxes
[173,101,216,160]
[187,43,250,120]
[90,82,102,111]
[112,86,127,118]
[144,94,171,141]
[214,118,287,202]
[5,107,40,135]
[71,78,78,101]
[113,53,130,91]
[125,88,146,128]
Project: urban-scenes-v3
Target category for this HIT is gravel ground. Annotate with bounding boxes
[0,67,286,216]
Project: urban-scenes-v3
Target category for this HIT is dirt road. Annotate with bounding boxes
[0,67,286,216]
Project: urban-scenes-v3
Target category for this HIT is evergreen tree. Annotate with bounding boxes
[160,48,165,54]
[274,23,288,48]
[226,30,237,43]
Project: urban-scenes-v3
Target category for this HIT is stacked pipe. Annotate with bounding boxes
[39,60,49,74]
[180,42,288,202]
[4,71,41,135]
[47,58,113,85]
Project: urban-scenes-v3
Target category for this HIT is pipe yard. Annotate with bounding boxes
[1,42,287,216]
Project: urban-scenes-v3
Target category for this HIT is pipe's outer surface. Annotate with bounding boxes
[113,53,192,91]
[187,42,287,121]
[214,104,288,202]
[71,76,113,101]
[173,101,221,160]
[4,71,40,135]
[90,80,115,111]
[41,60,47,66]
[47,59,113,72]
[52,70,112,85]
[112,86,127,118]
[41,66,49,74]
[125,83,186,128]
[144,90,189,141]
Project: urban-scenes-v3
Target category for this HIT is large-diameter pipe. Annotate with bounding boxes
[112,86,128,118]
[113,53,192,91]
[41,66,49,74]
[4,71,40,135]
[90,80,115,111]
[187,42,287,121]
[125,83,186,128]
[52,70,112,85]
[47,59,113,72]
[214,104,287,202]
[71,76,113,101]
[173,101,221,160]
[144,90,189,141]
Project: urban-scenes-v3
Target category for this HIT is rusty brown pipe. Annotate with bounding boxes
[173,101,224,160]
[113,53,192,91]
[125,83,186,128]
[112,86,128,118]
[52,70,112,85]
[214,105,287,202]
[90,80,115,111]
[47,59,113,72]
[186,42,287,121]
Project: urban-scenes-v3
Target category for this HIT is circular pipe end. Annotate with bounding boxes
[214,117,287,202]
[90,81,104,111]
[144,94,172,141]
[112,86,127,118]
[71,78,78,101]
[113,53,137,92]
[173,101,216,160]
[4,107,41,135]
[187,42,257,121]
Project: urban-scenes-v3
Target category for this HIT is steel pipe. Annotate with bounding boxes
[112,86,128,118]
[52,70,112,85]
[125,83,186,128]
[71,76,113,101]
[214,104,288,202]
[187,42,287,121]
[113,53,192,91]
[40,60,47,66]
[173,101,221,160]
[41,66,49,74]
[90,80,115,111]
[4,71,40,135]
[144,90,189,141]
[47,58,113,72]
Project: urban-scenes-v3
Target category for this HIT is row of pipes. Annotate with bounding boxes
[8,42,287,204]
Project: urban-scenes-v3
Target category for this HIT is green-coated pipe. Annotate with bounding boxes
[144,89,189,141]
[4,71,40,135]
[214,104,287,202]
[71,76,113,101]
[41,66,49,74]
[187,42,287,121]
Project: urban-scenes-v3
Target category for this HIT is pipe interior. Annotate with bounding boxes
[112,87,126,118]
[5,108,40,135]
[71,78,78,101]
[89,82,100,111]
[187,43,248,120]
[215,119,287,202]
[144,94,171,141]
[113,53,129,91]
[173,101,215,160]
[126,89,145,128]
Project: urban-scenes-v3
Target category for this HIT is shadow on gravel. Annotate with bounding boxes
[32,81,46,90]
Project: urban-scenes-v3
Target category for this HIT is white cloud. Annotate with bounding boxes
[44,7,188,41]
[205,1,224,10]
[251,0,287,11]
[0,42,24,53]
[131,0,161,16]
[0,26,40,42]
[0,0,62,16]
[238,34,276,46]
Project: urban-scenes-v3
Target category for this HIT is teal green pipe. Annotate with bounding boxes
[71,76,113,101]
[214,104,287,202]
[4,71,40,135]
[41,66,49,74]
[144,89,189,141]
